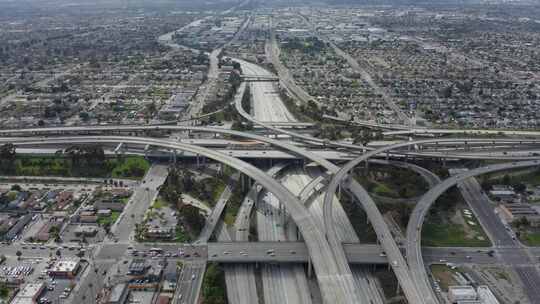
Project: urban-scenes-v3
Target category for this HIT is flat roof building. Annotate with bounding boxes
[48,259,80,278]
[107,283,129,304]
[128,259,147,276]
[10,282,45,304]
[449,286,477,303]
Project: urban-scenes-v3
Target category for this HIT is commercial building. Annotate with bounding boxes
[156,295,171,304]
[128,259,147,276]
[145,227,174,240]
[4,214,32,241]
[107,283,129,304]
[10,282,45,304]
[448,286,477,303]
[48,259,80,278]
[74,225,99,237]
[499,204,540,226]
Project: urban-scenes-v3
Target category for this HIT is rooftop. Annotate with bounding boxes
[50,259,79,272]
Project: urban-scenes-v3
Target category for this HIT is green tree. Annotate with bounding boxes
[180,205,205,234]
[0,282,9,299]
[0,143,16,173]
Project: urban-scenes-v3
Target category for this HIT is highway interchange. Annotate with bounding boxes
[4,10,540,304]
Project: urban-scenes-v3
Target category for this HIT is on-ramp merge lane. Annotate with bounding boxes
[0,135,356,304]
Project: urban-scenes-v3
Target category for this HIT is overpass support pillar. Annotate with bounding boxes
[364,160,369,174]
[144,144,151,159]
[307,256,312,278]
[217,163,222,176]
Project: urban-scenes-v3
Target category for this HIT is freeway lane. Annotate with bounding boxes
[257,180,312,304]
[174,261,206,304]
[5,125,540,160]
[406,160,540,304]
[0,135,358,304]
[222,164,286,304]
[5,132,540,303]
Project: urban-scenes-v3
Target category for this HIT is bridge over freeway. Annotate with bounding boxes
[4,127,540,303]
[241,74,279,82]
[0,135,360,304]
[322,136,540,304]
[2,124,540,161]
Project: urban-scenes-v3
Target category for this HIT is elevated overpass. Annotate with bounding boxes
[4,130,540,304]
[406,160,540,304]
[384,128,540,137]
[207,242,500,265]
[3,124,540,160]
[323,137,540,304]
[0,135,359,304]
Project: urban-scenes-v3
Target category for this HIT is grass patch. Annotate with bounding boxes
[111,157,150,179]
[423,187,490,247]
[2,155,149,179]
[97,211,120,226]
[521,231,540,246]
[174,228,191,242]
[152,197,166,209]
[373,183,398,198]
[422,221,490,247]
[430,264,459,291]
[211,182,226,204]
[223,213,235,226]
[355,165,429,199]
